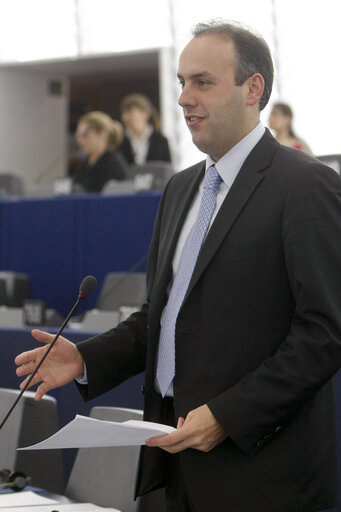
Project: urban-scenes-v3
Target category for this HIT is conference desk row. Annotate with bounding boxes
[0,192,161,316]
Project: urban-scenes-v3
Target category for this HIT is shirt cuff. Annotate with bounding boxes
[75,363,88,385]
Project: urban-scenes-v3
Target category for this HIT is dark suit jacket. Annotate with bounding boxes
[77,130,341,512]
[118,131,171,165]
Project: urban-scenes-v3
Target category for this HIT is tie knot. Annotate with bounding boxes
[204,165,222,191]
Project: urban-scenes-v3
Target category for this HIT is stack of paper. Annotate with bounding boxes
[0,502,121,511]
[19,415,175,450]
[0,491,58,508]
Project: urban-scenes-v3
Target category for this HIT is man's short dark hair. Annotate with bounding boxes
[192,20,274,111]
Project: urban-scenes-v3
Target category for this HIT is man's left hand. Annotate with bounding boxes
[145,404,227,453]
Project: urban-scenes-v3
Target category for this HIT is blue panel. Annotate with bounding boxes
[74,192,160,312]
[3,197,77,316]
[0,193,161,316]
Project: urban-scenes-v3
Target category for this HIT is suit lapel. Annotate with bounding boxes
[184,130,278,302]
[152,162,205,309]
[165,164,204,266]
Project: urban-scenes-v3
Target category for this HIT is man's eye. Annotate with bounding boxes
[198,80,210,87]
[178,81,185,89]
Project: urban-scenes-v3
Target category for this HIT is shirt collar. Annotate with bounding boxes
[206,122,265,189]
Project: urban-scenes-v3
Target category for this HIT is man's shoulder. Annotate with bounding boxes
[161,160,204,198]
[273,143,339,180]
[175,160,205,178]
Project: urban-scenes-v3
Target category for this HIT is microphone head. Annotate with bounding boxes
[79,275,97,298]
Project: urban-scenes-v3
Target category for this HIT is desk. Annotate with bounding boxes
[0,193,161,316]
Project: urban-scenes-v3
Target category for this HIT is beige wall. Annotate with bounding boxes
[0,67,68,190]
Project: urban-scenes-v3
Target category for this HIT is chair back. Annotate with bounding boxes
[316,154,341,175]
[65,406,143,511]
[0,174,25,197]
[126,161,174,191]
[96,272,146,312]
[0,280,6,306]
[0,271,31,307]
[0,387,65,493]
[102,180,135,195]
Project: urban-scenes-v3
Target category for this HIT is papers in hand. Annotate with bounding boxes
[19,415,175,450]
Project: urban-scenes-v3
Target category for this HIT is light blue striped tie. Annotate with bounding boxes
[156,165,223,397]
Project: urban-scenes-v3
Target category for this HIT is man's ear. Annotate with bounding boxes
[245,73,264,106]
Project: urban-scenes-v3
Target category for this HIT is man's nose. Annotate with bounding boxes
[178,85,197,108]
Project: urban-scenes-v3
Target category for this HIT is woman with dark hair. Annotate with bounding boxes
[73,111,127,193]
[118,94,171,165]
[269,102,313,154]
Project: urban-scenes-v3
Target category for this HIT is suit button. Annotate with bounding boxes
[256,440,264,448]
[275,425,282,433]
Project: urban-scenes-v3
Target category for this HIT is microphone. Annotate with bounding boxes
[79,275,97,298]
[0,469,31,491]
[0,275,97,431]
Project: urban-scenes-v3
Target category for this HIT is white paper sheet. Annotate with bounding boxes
[0,503,121,511]
[18,415,175,450]
[0,490,58,507]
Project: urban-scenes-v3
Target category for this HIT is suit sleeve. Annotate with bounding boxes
[208,163,341,455]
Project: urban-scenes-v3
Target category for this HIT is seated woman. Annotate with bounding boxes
[268,102,313,154]
[73,111,127,193]
[118,94,171,165]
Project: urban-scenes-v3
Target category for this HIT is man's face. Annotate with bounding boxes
[177,35,251,161]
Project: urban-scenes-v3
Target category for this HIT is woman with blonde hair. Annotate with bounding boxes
[118,94,171,165]
[73,111,127,192]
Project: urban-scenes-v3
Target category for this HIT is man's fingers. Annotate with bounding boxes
[19,371,41,390]
[146,425,189,448]
[16,359,38,377]
[15,350,36,367]
[146,405,226,453]
[146,433,190,453]
[31,329,55,344]
[15,330,53,367]
[177,416,185,428]
[34,382,50,401]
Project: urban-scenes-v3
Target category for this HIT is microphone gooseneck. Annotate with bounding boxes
[0,275,97,431]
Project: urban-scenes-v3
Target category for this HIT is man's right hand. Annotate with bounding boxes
[15,329,85,401]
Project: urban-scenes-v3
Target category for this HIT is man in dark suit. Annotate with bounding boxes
[16,20,341,512]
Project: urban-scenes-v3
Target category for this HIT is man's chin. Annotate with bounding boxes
[191,136,210,156]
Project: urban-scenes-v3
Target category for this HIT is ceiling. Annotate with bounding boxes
[0,49,159,78]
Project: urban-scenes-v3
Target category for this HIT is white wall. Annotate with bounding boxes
[0,68,68,188]
[271,0,341,157]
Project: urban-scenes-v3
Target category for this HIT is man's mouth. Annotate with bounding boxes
[185,115,204,127]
